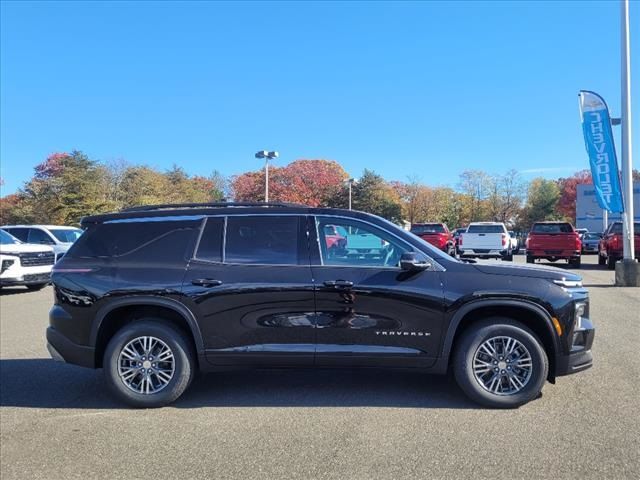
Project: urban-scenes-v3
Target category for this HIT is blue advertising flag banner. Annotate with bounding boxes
[578,91,624,213]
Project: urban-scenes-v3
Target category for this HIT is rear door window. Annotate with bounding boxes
[195,217,224,262]
[224,216,300,265]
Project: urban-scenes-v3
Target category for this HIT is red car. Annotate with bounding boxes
[410,223,455,256]
[525,221,582,267]
[598,221,640,269]
[323,224,347,251]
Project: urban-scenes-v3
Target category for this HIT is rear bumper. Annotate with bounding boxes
[527,250,580,259]
[46,326,95,368]
[459,249,509,257]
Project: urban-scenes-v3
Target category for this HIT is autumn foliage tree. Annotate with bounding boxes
[232,159,348,206]
[556,170,592,222]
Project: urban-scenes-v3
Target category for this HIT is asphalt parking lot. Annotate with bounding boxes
[1,255,639,480]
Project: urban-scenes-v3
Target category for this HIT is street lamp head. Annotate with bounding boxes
[267,151,279,159]
[255,151,268,159]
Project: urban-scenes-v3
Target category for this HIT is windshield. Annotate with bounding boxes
[0,229,21,245]
[411,224,445,234]
[584,233,601,240]
[531,223,573,233]
[49,228,83,243]
[467,225,505,234]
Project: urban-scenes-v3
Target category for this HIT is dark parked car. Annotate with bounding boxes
[47,203,594,409]
[581,232,602,254]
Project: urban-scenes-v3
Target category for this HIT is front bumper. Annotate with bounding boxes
[0,272,51,286]
[555,317,595,376]
[46,327,95,368]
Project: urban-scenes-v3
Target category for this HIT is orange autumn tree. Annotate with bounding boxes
[231,159,348,206]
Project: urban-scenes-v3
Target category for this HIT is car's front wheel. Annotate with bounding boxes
[453,318,548,408]
[103,319,195,408]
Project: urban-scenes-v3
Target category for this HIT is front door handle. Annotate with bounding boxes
[191,278,223,288]
[323,280,354,289]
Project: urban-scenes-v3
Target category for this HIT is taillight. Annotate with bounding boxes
[501,234,507,246]
[525,236,530,248]
[611,236,620,249]
[459,235,463,245]
[439,233,448,247]
[575,233,582,250]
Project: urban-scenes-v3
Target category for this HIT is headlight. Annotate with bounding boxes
[574,302,587,330]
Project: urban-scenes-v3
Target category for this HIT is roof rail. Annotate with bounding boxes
[121,202,307,213]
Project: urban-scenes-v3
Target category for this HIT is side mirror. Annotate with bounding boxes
[400,252,431,271]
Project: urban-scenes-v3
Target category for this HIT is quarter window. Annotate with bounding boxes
[316,217,410,268]
[224,216,300,265]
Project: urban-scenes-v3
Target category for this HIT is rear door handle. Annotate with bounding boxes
[323,280,354,289]
[191,278,223,287]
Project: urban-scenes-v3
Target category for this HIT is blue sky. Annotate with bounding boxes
[1,1,638,195]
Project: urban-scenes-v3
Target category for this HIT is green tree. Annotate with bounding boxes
[330,170,403,223]
[522,178,562,229]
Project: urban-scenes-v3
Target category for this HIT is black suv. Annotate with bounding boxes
[47,203,594,408]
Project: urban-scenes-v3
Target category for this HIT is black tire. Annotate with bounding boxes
[607,256,616,270]
[453,318,548,408]
[26,283,47,291]
[502,253,513,262]
[103,319,196,408]
[526,255,534,264]
[598,253,606,266]
[569,257,581,268]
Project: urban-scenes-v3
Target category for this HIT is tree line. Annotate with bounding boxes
[1,150,638,229]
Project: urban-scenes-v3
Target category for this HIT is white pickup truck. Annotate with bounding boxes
[458,222,513,261]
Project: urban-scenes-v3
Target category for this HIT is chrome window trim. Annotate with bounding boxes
[189,212,445,270]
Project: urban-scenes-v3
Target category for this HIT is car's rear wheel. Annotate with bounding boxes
[598,253,606,265]
[526,255,534,264]
[607,256,617,270]
[569,257,581,268]
[104,319,195,408]
[453,318,548,408]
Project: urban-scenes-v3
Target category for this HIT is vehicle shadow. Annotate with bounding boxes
[0,358,478,410]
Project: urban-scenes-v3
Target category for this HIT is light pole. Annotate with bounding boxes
[347,178,355,210]
[616,0,638,286]
[255,150,279,202]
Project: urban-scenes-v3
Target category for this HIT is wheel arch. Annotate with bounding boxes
[434,299,560,381]
[91,297,204,368]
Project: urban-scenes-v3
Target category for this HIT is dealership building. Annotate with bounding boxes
[576,182,640,233]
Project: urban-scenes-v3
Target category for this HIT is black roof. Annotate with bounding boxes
[81,202,363,226]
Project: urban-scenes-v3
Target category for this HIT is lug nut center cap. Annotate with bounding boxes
[498,361,507,370]
[142,360,151,369]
